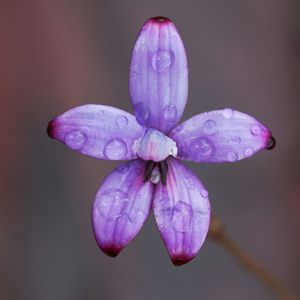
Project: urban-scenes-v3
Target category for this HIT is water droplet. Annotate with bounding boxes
[151,50,173,72]
[244,147,254,157]
[203,119,217,135]
[200,189,209,198]
[97,189,129,217]
[231,136,241,144]
[163,105,177,122]
[227,151,238,162]
[134,102,149,126]
[116,214,131,226]
[222,108,234,119]
[116,115,128,128]
[135,167,143,175]
[125,179,134,187]
[155,201,173,230]
[188,178,195,189]
[103,138,128,160]
[171,201,193,232]
[117,163,129,173]
[132,209,146,225]
[189,137,215,160]
[251,124,262,136]
[65,130,87,150]
[130,72,137,79]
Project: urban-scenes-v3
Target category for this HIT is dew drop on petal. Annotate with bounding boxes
[125,179,134,187]
[171,201,193,232]
[155,200,172,230]
[116,214,132,226]
[151,50,173,73]
[244,147,254,157]
[130,71,138,80]
[134,102,149,126]
[187,178,195,189]
[116,115,129,129]
[222,108,234,119]
[135,167,143,175]
[117,163,129,173]
[250,124,262,136]
[227,151,238,162]
[231,136,241,144]
[203,119,217,135]
[200,189,209,198]
[65,130,87,150]
[163,104,177,122]
[104,138,128,160]
[97,188,129,217]
[189,137,215,160]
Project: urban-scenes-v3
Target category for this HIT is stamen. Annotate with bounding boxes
[267,136,276,150]
[144,160,156,182]
[158,160,168,185]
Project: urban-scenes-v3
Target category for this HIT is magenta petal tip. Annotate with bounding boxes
[171,254,194,266]
[148,16,172,24]
[266,135,276,150]
[47,119,56,138]
[101,244,122,258]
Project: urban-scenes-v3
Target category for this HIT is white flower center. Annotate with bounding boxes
[133,128,178,162]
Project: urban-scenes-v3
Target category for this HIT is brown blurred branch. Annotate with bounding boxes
[209,216,298,300]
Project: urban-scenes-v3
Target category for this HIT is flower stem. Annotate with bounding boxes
[208,216,298,300]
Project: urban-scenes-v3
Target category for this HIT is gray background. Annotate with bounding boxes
[1,0,299,299]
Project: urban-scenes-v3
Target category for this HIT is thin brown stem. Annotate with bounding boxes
[208,216,298,300]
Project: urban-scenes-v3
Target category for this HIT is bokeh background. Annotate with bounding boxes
[1,0,300,299]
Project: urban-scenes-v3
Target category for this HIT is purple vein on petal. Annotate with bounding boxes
[47,104,145,160]
[129,17,188,134]
[92,160,153,256]
[170,109,272,163]
[153,158,210,265]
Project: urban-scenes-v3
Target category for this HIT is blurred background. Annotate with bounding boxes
[1,0,299,299]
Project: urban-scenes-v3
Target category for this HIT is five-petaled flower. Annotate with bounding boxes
[47,16,275,265]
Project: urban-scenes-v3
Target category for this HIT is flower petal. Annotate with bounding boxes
[153,158,210,265]
[47,104,145,160]
[92,160,153,256]
[129,17,188,134]
[170,109,272,163]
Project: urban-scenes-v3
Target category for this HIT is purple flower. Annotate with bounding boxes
[47,17,275,265]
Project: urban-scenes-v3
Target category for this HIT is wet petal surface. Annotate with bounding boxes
[92,160,153,256]
[48,105,145,160]
[170,109,272,163]
[129,17,188,134]
[153,158,210,265]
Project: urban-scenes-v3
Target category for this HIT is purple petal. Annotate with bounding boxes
[92,160,153,256]
[170,109,272,163]
[129,17,188,134]
[48,105,145,160]
[153,158,210,265]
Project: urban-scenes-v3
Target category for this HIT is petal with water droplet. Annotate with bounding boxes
[153,158,210,265]
[170,109,272,163]
[129,17,188,134]
[92,160,153,256]
[47,105,145,160]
